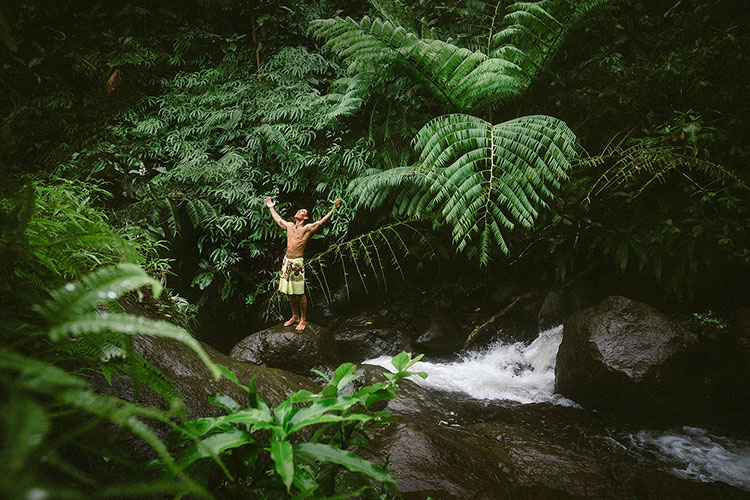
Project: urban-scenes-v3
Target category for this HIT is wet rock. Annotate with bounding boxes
[130,335,320,412]
[413,309,464,355]
[491,282,518,307]
[555,296,699,416]
[538,287,581,332]
[331,313,414,361]
[229,322,338,376]
[89,335,321,465]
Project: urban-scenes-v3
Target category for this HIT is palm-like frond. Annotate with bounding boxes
[38,263,162,324]
[491,0,610,75]
[37,264,221,380]
[312,16,526,112]
[311,1,609,112]
[350,114,576,264]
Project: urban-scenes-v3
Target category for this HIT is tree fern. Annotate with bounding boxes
[350,114,576,264]
[311,1,610,112]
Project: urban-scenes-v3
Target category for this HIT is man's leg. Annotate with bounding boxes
[296,294,308,331]
[284,295,300,326]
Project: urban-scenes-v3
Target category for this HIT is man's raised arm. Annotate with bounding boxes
[309,199,342,232]
[265,197,288,230]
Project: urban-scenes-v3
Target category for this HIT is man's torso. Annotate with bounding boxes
[285,223,313,258]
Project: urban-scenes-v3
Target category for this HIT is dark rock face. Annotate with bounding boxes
[130,335,320,414]
[413,309,463,355]
[330,313,414,361]
[90,335,321,463]
[555,296,699,415]
[229,323,338,376]
[538,287,581,332]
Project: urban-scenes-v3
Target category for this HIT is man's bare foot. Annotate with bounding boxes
[295,320,307,331]
[284,316,299,327]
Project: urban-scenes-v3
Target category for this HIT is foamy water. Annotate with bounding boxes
[626,427,750,491]
[364,325,576,405]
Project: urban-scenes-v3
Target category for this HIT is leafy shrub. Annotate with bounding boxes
[161,353,427,499]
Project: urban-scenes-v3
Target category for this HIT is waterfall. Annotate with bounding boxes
[364,325,576,405]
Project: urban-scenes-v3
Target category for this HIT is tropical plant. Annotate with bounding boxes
[1,263,222,500]
[350,114,577,264]
[310,1,610,264]
[160,353,427,498]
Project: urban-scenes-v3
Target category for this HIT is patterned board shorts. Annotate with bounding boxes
[279,256,305,295]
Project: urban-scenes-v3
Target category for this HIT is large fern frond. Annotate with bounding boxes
[491,0,610,76]
[37,264,221,380]
[311,16,526,112]
[312,1,609,112]
[38,263,162,324]
[350,114,577,264]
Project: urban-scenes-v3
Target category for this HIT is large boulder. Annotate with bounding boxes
[229,322,338,376]
[125,335,320,415]
[90,334,322,462]
[555,296,699,416]
[537,286,581,332]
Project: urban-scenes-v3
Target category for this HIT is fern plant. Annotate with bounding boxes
[312,0,609,113]
[1,262,223,500]
[350,114,576,264]
[308,1,607,264]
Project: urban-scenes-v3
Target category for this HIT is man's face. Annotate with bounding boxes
[295,209,309,221]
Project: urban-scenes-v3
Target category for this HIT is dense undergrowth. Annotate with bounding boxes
[1,0,749,497]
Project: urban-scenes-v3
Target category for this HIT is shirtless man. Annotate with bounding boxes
[265,197,342,330]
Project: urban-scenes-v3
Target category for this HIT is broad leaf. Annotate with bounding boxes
[270,440,294,491]
[295,442,396,484]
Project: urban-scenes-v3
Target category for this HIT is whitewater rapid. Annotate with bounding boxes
[364,325,576,405]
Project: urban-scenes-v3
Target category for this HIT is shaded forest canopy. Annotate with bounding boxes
[1,0,749,497]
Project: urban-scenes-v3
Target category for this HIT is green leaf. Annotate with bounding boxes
[615,240,629,273]
[39,264,162,323]
[270,440,294,491]
[2,391,49,476]
[333,363,361,390]
[49,312,221,380]
[391,352,410,372]
[295,442,396,484]
[209,393,241,413]
[288,398,367,434]
[175,428,254,474]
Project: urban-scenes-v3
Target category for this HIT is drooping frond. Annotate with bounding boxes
[491,0,611,76]
[37,264,221,380]
[311,16,527,112]
[39,263,162,324]
[581,140,750,200]
[349,114,577,264]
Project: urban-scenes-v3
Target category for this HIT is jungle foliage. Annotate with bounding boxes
[2,0,750,497]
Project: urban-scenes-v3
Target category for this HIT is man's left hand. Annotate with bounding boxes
[334,198,342,209]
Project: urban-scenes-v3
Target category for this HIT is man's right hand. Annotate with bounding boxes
[265,197,275,208]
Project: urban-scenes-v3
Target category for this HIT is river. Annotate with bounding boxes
[365,326,750,492]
